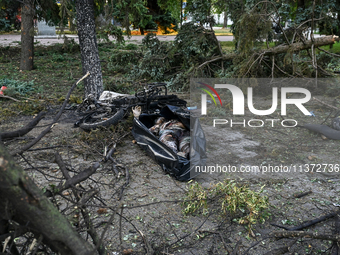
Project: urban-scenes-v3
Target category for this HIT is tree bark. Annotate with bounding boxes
[20,0,34,71]
[75,0,103,99]
[0,144,94,255]
[223,12,228,29]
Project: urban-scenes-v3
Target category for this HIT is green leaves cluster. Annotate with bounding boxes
[113,0,152,34]
[0,17,11,32]
[182,179,269,229]
[108,43,143,73]
[0,78,35,96]
[125,23,221,89]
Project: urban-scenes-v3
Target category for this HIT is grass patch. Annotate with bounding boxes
[0,42,144,121]
[220,41,235,52]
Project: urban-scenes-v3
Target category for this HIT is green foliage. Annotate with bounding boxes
[35,0,61,26]
[175,22,219,65]
[0,18,11,32]
[0,0,21,31]
[113,0,152,34]
[51,53,66,62]
[107,42,143,73]
[235,11,272,54]
[97,24,125,44]
[185,0,215,26]
[182,180,269,230]
[125,23,223,90]
[0,78,35,96]
[157,0,182,21]
[130,33,173,81]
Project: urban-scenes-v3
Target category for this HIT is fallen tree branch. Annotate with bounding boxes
[0,144,93,254]
[0,112,46,140]
[118,166,130,200]
[317,46,340,58]
[292,190,312,198]
[271,210,338,231]
[0,94,20,102]
[11,72,90,156]
[198,35,340,69]
[57,163,100,194]
[332,214,340,255]
[55,152,107,255]
[44,152,100,197]
[271,230,340,242]
[313,97,339,110]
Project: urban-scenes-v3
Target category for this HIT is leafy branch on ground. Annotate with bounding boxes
[182,179,269,231]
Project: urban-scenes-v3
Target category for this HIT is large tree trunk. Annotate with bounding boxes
[20,0,34,71]
[0,144,94,255]
[223,12,228,29]
[75,0,103,99]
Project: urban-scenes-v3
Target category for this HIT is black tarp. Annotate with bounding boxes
[131,105,207,181]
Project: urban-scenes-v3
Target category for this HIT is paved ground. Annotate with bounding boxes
[0,34,234,47]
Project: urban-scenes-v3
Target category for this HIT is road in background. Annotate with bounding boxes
[0,34,234,47]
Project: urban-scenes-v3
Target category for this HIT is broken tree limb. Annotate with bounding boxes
[0,94,20,102]
[0,144,94,255]
[271,230,340,242]
[55,153,108,255]
[45,152,100,197]
[331,214,340,255]
[58,163,99,194]
[118,166,130,200]
[11,72,90,156]
[199,35,340,69]
[0,112,46,140]
[292,190,312,198]
[271,210,338,231]
[317,46,340,58]
[313,97,339,110]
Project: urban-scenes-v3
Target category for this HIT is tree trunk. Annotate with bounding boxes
[75,0,103,99]
[223,12,228,29]
[180,0,183,26]
[140,27,145,35]
[0,144,94,255]
[20,0,34,71]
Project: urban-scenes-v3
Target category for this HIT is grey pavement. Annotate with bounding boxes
[0,33,234,47]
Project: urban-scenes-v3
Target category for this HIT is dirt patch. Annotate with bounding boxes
[1,93,340,254]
